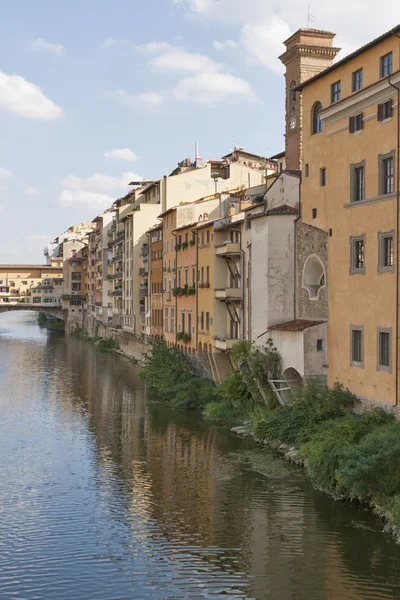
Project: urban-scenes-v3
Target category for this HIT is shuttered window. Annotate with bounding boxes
[349,113,363,133]
[377,99,393,121]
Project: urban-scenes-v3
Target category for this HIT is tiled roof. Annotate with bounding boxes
[269,319,326,332]
[266,204,298,215]
[0,264,62,270]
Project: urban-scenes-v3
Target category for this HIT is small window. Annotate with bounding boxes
[350,161,365,202]
[312,102,323,134]
[351,326,364,367]
[377,328,391,372]
[206,230,210,244]
[379,153,395,195]
[164,308,169,333]
[378,99,393,121]
[352,68,363,92]
[312,208,317,219]
[331,81,341,103]
[305,164,309,177]
[206,312,210,331]
[378,231,395,273]
[380,52,393,78]
[329,229,332,237]
[349,113,363,133]
[317,339,323,351]
[320,168,326,187]
[350,234,366,275]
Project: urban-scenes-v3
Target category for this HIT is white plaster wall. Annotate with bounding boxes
[270,330,304,377]
[251,215,296,345]
[265,172,299,211]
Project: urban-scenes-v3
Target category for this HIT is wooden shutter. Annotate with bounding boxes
[360,112,364,130]
[349,116,355,133]
[377,103,384,121]
[388,98,393,118]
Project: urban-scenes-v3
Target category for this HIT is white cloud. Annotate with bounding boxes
[32,38,65,55]
[0,71,64,120]
[241,17,291,74]
[59,190,116,209]
[213,40,237,51]
[59,171,142,209]
[174,72,258,106]
[25,186,40,196]
[138,41,221,73]
[0,204,3,211]
[104,148,138,163]
[63,171,139,193]
[0,167,12,178]
[171,0,400,72]
[101,37,129,49]
[108,89,164,109]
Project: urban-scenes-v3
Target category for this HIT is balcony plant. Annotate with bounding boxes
[173,287,181,297]
[181,241,188,250]
[189,239,195,246]
[182,332,191,344]
[181,284,189,296]
[176,331,184,341]
[175,243,182,251]
[188,285,196,295]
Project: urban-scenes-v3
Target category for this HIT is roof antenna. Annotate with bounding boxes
[307,4,316,28]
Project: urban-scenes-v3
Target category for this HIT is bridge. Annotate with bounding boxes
[0,303,66,321]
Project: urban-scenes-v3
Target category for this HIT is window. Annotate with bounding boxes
[170,308,175,333]
[312,102,323,134]
[192,268,195,285]
[164,308,169,332]
[320,168,326,187]
[206,312,210,331]
[185,269,188,285]
[377,328,391,372]
[350,161,365,202]
[201,267,204,285]
[378,231,395,273]
[178,270,181,287]
[206,266,209,284]
[380,52,393,77]
[312,208,317,219]
[378,99,393,121]
[351,326,364,367]
[352,68,363,92]
[331,81,341,103]
[182,313,185,334]
[206,230,210,244]
[200,311,204,330]
[350,235,366,274]
[382,155,394,195]
[185,233,188,244]
[22,281,27,285]
[305,164,309,177]
[349,113,363,133]
[188,313,192,335]
[317,339,323,351]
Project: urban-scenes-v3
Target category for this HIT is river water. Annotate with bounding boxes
[1,312,400,600]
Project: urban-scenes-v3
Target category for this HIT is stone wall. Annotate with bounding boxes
[295,220,328,320]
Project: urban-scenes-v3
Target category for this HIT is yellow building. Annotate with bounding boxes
[196,221,215,355]
[0,265,63,306]
[296,26,400,406]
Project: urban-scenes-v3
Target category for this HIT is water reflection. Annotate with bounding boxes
[1,312,400,600]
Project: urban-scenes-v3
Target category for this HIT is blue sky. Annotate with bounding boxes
[0,0,398,262]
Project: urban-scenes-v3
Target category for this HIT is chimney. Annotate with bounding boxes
[279,29,341,170]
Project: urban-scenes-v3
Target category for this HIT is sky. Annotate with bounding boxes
[0,0,399,263]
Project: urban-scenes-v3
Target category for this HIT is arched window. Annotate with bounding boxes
[312,102,323,134]
[302,254,326,299]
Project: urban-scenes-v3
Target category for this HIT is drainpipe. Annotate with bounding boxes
[194,228,199,351]
[389,61,400,406]
[240,246,246,341]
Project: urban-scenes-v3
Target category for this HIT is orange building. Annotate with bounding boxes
[174,223,197,354]
[148,224,163,338]
[160,207,177,347]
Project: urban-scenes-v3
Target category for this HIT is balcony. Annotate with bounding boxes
[139,313,145,325]
[112,233,125,246]
[139,267,148,276]
[215,242,241,257]
[112,254,123,264]
[215,288,241,301]
[113,272,123,280]
[141,246,149,257]
[111,290,123,297]
[214,338,238,351]
[139,287,148,296]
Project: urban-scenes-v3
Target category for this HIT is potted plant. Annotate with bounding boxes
[175,243,181,251]
[189,239,195,246]
[182,241,188,250]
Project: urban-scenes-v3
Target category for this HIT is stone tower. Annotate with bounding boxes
[279,29,341,171]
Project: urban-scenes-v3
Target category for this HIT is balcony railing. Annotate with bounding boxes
[111,290,123,297]
[139,287,148,296]
[215,242,241,256]
[112,255,123,263]
[141,246,149,257]
[215,287,241,300]
[112,233,125,246]
[139,267,148,276]
[113,272,123,280]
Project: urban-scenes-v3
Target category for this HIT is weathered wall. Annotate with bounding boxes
[304,323,327,381]
[295,221,328,320]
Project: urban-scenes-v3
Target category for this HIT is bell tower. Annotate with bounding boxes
[279,29,341,171]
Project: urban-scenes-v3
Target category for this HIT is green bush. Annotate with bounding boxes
[98,338,119,350]
[336,421,400,501]
[171,377,216,410]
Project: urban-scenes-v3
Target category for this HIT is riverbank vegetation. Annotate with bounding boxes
[251,379,400,534]
[72,328,119,350]
[141,339,400,535]
[37,313,65,330]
